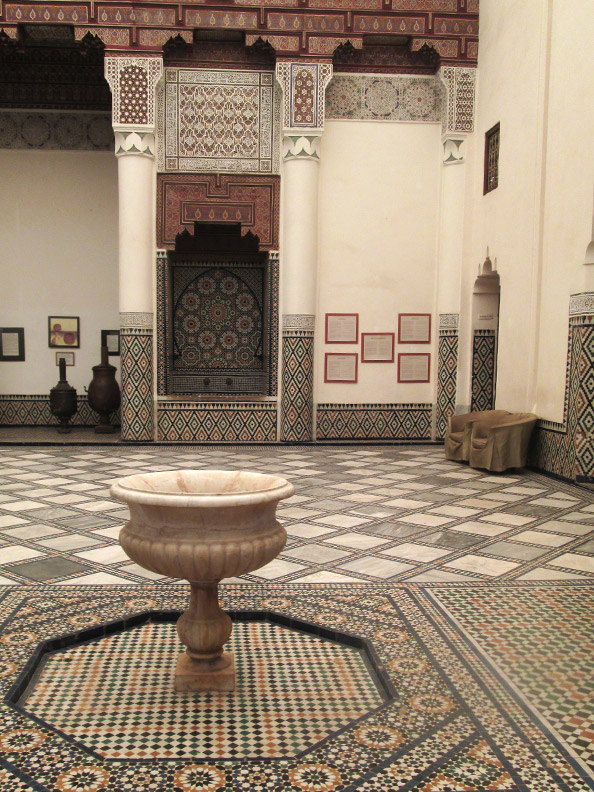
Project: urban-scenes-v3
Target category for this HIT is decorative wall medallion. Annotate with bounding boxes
[104,56,163,129]
[157,174,280,250]
[326,75,440,122]
[0,112,113,151]
[157,68,281,174]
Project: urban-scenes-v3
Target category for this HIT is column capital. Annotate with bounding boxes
[282,134,322,162]
[105,56,163,155]
[275,61,333,134]
[442,133,467,165]
[438,66,476,135]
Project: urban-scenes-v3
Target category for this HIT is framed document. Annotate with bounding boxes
[324,353,358,383]
[361,333,395,363]
[398,313,431,344]
[325,313,359,344]
[398,353,430,383]
[56,351,75,366]
[101,329,120,356]
[0,327,25,361]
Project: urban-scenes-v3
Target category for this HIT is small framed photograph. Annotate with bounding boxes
[361,333,395,363]
[56,351,75,366]
[325,313,359,344]
[398,353,431,383]
[101,329,120,356]
[0,327,25,361]
[398,313,431,344]
[324,353,358,383]
[48,316,80,348]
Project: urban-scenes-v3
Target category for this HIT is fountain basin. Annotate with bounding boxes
[111,469,294,691]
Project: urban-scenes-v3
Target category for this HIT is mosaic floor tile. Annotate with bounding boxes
[0,583,591,791]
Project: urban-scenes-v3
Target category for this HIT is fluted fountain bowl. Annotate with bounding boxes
[111,469,294,692]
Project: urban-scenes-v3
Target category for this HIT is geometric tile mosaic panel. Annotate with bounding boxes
[326,75,440,122]
[20,619,383,759]
[157,401,277,442]
[156,250,279,398]
[0,395,120,427]
[471,329,496,413]
[156,174,280,250]
[120,327,154,442]
[436,327,458,440]
[157,68,281,174]
[0,582,592,791]
[281,330,314,442]
[316,404,432,440]
[531,310,594,483]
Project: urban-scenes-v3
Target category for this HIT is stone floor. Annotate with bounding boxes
[0,443,593,791]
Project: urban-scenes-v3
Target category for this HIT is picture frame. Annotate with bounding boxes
[48,316,80,348]
[361,333,395,363]
[398,353,431,383]
[398,313,431,344]
[56,351,75,367]
[0,327,25,361]
[324,353,358,383]
[101,329,120,356]
[325,313,359,344]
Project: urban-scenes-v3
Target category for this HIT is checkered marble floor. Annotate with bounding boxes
[0,445,593,585]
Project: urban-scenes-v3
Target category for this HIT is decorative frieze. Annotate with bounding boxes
[104,56,163,129]
[283,314,316,331]
[439,66,476,134]
[0,112,113,150]
[439,313,459,330]
[569,292,594,316]
[157,68,281,174]
[326,74,440,122]
[120,312,153,330]
[276,62,333,132]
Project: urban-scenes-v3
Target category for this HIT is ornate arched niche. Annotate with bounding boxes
[163,223,272,396]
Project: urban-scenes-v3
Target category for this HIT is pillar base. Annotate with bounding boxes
[175,651,235,692]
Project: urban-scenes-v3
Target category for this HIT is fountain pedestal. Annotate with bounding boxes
[110,470,294,691]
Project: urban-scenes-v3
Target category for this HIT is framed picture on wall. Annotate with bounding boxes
[398,313,431,344]
[361,333,395,363]
[101,329,120,356]
[56,351,75,366]
[398,353,430,383]
[325,313,359,344]
[0,327,25,361]
[324,353,358,383]
[48,316,80,348]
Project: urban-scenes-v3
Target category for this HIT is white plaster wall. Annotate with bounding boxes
[536,0,594,418]
[0,150,119,394]
[467,0,594,420]
[316,120,441,404]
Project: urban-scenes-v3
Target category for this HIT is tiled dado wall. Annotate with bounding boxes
[530,295,594,483]
[157,401,277,443]
[0,396,120,427]
[316,404,432,441]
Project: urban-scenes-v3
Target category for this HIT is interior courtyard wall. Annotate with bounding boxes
[0,150,119,396]
[535,0,594,420]
[316,119,441,407]
[464,0,547,415]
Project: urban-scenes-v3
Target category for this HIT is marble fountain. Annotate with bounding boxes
[111,469,294,691]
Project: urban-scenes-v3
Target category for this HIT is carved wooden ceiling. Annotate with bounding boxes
[0,1,478,65]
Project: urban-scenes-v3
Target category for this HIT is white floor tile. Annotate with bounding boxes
[1,545,44,563]
[339,557,414,578]
[449,521,510,537]
[323,533,391,550]
[512,530,574,547]
[549,553,594,573]
[396,513,453,527]
[55,573,136,585]
[74,545,130,564]
[479,512,535,526]
[250,559,307,579]
[383,543,451,562]
[444,554,519,576]
[315,514,371,528]
[290,571,363,583]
